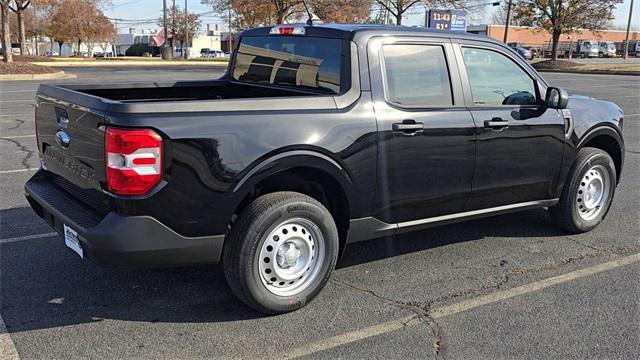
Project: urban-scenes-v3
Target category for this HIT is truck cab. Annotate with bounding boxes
[579,40,599,58]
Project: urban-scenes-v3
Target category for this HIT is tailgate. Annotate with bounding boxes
[36,84,109,191]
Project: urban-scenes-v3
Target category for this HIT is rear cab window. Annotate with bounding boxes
[232,35,349,95]
[381,44,453,107]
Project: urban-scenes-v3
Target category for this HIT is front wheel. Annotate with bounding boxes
[549,147,616,233]
[223,192,339,314]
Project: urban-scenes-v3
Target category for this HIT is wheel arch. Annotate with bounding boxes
[230,150,360,257]
[577,126,624,183]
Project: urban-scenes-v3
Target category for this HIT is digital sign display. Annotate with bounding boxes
[429,9,467,32]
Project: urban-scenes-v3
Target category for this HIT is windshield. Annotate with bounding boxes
[232,36,346,94]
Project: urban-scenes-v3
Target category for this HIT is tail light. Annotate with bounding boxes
[105,127,163,196]
[269,25,305,35]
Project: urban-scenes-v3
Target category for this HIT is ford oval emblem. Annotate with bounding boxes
[55,130,71,148]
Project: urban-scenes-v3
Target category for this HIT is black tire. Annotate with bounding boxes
[549,147,617,233]
[223,191,339,314]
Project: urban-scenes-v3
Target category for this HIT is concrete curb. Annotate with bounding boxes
[0,70,77,81]
[33,61,229,67]
[538,69,640,76]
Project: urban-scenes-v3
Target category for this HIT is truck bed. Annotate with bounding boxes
[54,79,313,103]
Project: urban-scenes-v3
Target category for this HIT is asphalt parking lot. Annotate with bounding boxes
[1,66,639,359]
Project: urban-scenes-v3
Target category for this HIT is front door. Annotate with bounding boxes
[369,38,476,224]
[455,44,566,210]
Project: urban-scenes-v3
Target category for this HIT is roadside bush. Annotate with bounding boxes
[125,43,153,56]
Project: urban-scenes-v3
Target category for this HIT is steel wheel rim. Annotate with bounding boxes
[258,218,325,297]
[576,165,610,221]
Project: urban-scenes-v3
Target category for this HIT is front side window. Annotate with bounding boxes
[382,44,453,106]
[462,47,537,106]
[233,36,345,94]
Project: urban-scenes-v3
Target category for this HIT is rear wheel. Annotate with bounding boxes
[549,147,616,233]
[223,191,339,314]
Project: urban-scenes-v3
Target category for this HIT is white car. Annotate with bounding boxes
[45,51,59,57]
[175,48,200,58]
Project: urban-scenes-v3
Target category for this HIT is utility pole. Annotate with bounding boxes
[228,1,232,53]
[184,0,188,59]
[33,3,38,56]
[503,0,513,43]
[162,0,168,59]
[172,0,176,58]
[623,0,635,60]
[114,18,118,57]
[424,6,429,27]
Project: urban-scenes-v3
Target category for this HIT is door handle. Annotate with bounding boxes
[484,117,509,130]
[392,120,424,136]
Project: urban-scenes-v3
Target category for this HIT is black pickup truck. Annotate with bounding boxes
[26,24,624,314]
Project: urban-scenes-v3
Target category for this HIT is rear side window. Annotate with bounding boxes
[382,44,453,106]
[461,47,537,106]
[233,36,346,94]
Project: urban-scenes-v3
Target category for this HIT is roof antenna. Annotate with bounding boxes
[301,0,322,26]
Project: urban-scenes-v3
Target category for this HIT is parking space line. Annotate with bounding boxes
[0,135,35,139]
[0,315,19,360]
[283,253,640,359]
[0,113,31,118]
[1,232,58,244]
[0,169,38,175]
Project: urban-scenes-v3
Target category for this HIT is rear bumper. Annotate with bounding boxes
[25,170,224,269]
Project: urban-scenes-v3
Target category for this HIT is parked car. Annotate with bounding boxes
[45,51,59,57]
[526,46,541,58]
[598,41,616,58]
[515,46,533,60]
[203,50,225,58]
[175,47,200,58]
[579,40,599,58]
[27,24,625,314]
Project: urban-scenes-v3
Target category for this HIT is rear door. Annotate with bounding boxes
[369,36,476,224]
[453,41,565,210]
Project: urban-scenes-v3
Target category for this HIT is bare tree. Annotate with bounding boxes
[7,0,29,55]
[202,0,303,27]
[158,7,201,51]
[375,0,470,26]
[310,0,373,23]
[374,0,421,25]
[0,0,12,62]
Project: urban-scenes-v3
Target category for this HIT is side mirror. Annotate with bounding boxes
[545,87,569,109]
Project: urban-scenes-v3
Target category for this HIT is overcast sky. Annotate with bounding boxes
[105,0,638,34]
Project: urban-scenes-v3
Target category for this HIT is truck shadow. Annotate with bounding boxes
[1,205,565,333]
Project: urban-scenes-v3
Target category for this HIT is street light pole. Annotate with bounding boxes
[228,1,232,54]
[162,0,168,59]
[623,0,635,60]
[503,0,513,43]
[184,0,188,59]
[172,0,176,58]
